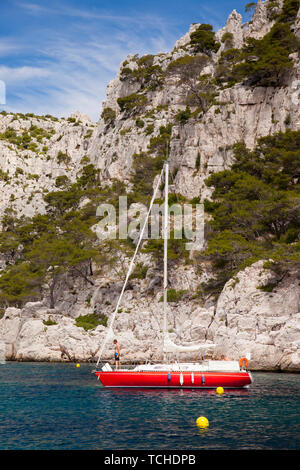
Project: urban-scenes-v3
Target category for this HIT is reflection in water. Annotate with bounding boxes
[107,388,248,396]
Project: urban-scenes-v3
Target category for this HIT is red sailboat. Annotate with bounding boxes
[94,363,252,389]
[94,160,253,389]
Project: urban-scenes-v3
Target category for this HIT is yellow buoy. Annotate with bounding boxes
[216,386,224,395]
[76,363,80,368]
[196,416,209,428]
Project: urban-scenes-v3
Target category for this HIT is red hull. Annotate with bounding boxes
[95,370,252,388]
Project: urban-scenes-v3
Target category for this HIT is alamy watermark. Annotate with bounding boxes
[95,196,205,251]
[0,80,6,105]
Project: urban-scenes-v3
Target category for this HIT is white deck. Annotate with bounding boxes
[102,360,242,372]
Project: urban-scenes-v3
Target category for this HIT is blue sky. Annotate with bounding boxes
[0,0,250,121]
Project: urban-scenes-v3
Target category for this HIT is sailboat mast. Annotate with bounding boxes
[163,159,169,362]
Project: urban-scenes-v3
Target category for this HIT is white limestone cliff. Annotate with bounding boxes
[0,0,299,369]
[0,260,299,370]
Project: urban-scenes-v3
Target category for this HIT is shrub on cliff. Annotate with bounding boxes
[159,289,187,303]
[233,22,300,86]
[128,124,172,201]
[0,263,43,307]
[166,55,216,112]
[216,48,242,85]
[0,164,119,308]
[148,123,172,157]
[142,233,190,264]
[175,106,192,124]
[130,151,165,200]
[277,0,300,23]
[203,129,300,285]
[75,313,107,330]
[120,55,164,91]
[245,2,257,14]
[221,32,234,48]
[190,24,220,55]
[57,151,71,166]
[129,262,148,280]
[216,0,300,87]
[117,93,148,114]
[101,107,116,125]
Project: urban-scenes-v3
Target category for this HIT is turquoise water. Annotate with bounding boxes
[0,362,299,450]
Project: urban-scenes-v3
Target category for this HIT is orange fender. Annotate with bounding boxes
[239,357,249,369]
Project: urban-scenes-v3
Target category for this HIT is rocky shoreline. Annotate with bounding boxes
[2,361,300,373]
[1,261,299,371]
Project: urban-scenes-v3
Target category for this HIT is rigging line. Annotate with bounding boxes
[163,159,169,362]
[95,164,166,369]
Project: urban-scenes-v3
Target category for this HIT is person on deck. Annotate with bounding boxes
[114,339,120,370]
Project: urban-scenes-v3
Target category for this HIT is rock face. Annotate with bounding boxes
[85,0,299,201]
[1,1,300,214]
[0,1,300,370]
[0,112,97,220]
[211,261,300,371]
[0,261,299,370]
[0,304,104,362]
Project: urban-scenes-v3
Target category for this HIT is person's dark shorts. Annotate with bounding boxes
[114,353,120,361]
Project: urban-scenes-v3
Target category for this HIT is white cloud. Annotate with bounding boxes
[2,2,195,120]
[0,39,23,58]
[0,65,51,84]
[15,2,51,15]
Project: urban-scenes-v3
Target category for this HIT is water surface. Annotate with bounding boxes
[0,362,299,450]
